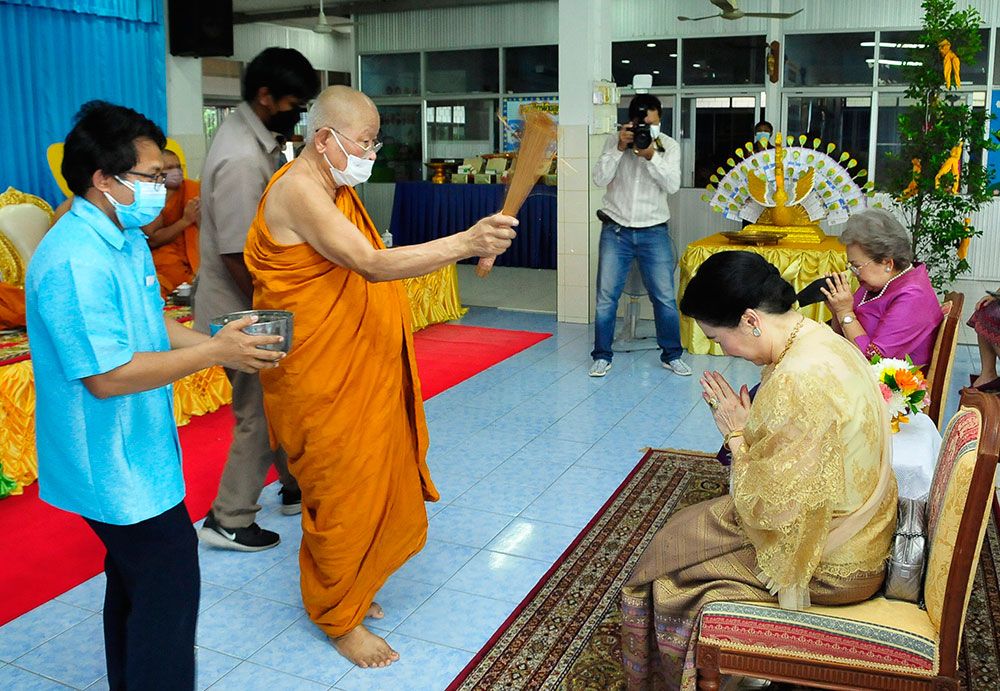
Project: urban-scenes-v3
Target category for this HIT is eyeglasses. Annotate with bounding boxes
[325,127,383,155]
[848,259,876,275]
[123,170,167,187]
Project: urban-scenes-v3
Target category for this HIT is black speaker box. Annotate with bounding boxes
[168,0,234,58]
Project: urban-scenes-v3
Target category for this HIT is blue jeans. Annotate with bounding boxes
[591,221,683,363]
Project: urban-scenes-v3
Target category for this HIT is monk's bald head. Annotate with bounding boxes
[306,86,379,143]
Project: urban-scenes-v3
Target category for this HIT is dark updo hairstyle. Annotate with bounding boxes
[62,100,166,197]
[679,251,796,328]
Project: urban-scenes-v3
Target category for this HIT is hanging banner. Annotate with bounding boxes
[501,97,558,152]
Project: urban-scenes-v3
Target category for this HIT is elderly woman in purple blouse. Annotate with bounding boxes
[821,209,943,369]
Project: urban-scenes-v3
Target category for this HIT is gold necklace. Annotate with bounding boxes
[775,316,806,367]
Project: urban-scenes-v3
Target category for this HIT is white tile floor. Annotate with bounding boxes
[0,307,979,690]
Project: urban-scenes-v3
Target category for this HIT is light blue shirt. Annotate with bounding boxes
[25,197,183,525]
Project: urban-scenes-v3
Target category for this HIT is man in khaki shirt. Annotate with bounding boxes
[194,47,319,551]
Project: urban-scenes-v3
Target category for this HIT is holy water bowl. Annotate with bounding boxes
[209,310,294,353]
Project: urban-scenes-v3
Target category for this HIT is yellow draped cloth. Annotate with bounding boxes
[679,234,848,355]
[403,264,466,329]
[0,317,231,497]
[150,179,201,297]
[245,165,438,639]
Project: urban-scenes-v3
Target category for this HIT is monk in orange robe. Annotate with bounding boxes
[243,85,517,668]
[0,282,26,328]
[143,150,200,296]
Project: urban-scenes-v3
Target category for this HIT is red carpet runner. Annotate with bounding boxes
[0,323,550,626]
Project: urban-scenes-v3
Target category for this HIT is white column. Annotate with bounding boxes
[557,0,613,323]
[166,55,206,179]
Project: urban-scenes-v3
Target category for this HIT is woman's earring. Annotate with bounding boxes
[885,266,892,273]
[752,327,762,337]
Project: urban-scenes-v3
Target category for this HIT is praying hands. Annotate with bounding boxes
[700,370,751,438]
[821,270,855,318]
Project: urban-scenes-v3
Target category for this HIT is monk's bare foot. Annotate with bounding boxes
[365,602,385,620]
[332,625,399,668]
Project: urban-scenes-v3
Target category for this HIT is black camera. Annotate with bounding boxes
[628,120,653,150]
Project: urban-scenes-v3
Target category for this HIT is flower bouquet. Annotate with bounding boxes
[870,356,929,432]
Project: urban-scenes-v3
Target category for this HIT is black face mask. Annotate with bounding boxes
[269,107,303,138]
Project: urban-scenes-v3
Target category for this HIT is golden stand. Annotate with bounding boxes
[742,223,826,245]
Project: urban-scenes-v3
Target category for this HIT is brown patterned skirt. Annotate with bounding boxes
[620,496,884,691]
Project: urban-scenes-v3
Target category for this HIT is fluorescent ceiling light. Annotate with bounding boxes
[866,58,923,66]
[860,41,926,49]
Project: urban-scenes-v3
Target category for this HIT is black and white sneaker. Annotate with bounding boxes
[198,511,280,552]
[279,486,302,516]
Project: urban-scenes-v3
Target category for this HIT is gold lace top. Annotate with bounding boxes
[732,320,897,609]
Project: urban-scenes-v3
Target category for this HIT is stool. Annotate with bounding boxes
[613,259,659,353]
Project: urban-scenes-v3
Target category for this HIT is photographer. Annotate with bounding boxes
[589,94,689,378]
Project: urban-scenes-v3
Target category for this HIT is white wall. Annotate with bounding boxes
[612,0,1000,37]
[166,55,207,178]
[355,1,557,53]
[357,183,395,234]
[234,23,353,72]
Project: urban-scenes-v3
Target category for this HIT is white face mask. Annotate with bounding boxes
[322,128,374,188]
[649,124,661,139]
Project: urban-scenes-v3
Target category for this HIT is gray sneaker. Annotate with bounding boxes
[663,358,693,376]
[589,359,612,377]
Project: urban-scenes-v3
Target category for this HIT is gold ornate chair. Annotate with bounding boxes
[925,292,964,429]
[695,388,1000,690]
[0,187,54,286]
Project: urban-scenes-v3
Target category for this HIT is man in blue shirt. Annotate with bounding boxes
[26,101,285,691]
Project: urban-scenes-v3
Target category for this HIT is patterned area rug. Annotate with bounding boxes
[447,449,1000,690]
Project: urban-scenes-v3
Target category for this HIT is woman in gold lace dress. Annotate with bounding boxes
[621,251,897,691]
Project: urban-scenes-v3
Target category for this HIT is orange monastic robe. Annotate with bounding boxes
[0,282,26,328]
[150,179,200,296]
[245,164,439,638]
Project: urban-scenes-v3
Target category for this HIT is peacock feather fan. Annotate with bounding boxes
[704,137,869,227]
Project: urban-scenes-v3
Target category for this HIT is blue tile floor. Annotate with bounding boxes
[0,307,978,690]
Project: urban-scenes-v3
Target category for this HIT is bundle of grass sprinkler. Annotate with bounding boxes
[476,109,558,277]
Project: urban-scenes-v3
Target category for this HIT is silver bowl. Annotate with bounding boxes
[209,310,294,353]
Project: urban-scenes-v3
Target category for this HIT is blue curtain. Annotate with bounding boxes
[390,182,558,270]
[0,0,166,205]
[0,0,160,22]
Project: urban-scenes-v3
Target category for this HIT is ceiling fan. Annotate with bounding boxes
[679,0,803,22]
[314,0,353,35]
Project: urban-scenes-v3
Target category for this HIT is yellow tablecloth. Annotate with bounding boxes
[679,234,848,356]
[0,359,232,497]
[403,263,467,330]
[0,265,465,497]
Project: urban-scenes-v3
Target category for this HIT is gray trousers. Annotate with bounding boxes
[211,368,297,528]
